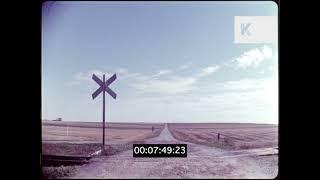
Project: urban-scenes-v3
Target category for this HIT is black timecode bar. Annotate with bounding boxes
[133,144,187,158]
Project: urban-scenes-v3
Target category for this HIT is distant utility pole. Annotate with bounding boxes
[92,73,117,148]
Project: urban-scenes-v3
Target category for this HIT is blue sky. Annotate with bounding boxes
[42,1,278,124]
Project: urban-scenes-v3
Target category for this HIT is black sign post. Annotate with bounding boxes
[92,73,117,149]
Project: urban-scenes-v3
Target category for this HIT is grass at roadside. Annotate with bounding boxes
[42,143,102,156]
[42,166,78,179]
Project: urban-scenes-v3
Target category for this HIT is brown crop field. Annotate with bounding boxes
[42,121,164,156]
[168,123,278,150]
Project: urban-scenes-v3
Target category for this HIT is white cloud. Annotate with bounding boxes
[177,78,277,123]
[268,66,274,71]
[74,70,112,82]
[152,69,172,77]
[118,77,278,124]
[262,45,273,59]
[132,76,197,94]
[115,68,128,75]
[234,45,273,69]
[132,65,219,94]
[69,63,220,96]
[221,78,267,91]
[198,65,220,77]
[179,62,192,70]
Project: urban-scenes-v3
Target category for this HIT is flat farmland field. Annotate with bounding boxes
[42,121,164,143]
[168,123,278,150]
[42,121,164,156]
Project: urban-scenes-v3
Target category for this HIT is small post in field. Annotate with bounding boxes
[67,125,69,137]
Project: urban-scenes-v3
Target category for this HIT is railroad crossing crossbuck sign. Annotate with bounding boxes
[92,73,117,147]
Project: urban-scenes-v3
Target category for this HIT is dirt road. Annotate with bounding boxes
[70,124,278,179]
